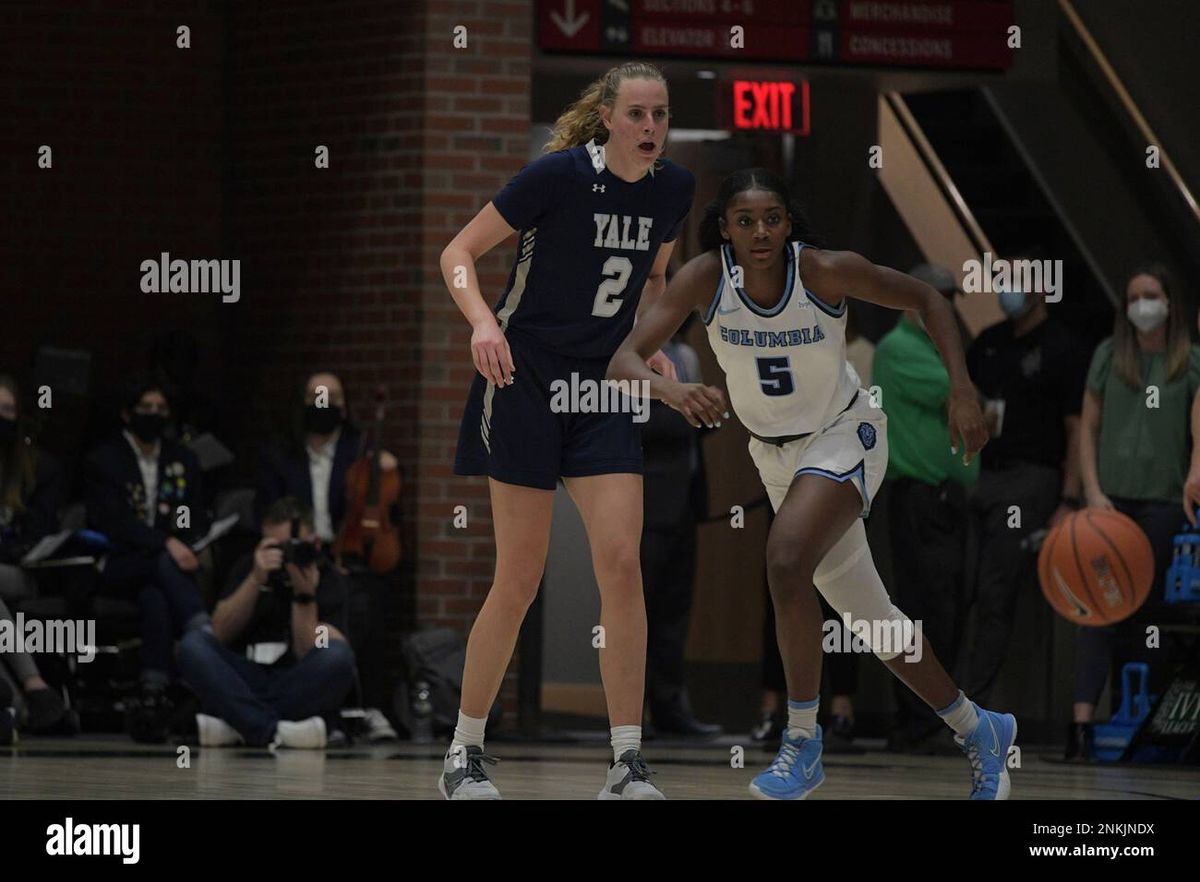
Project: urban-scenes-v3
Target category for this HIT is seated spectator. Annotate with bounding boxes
[84,372,213,741]
[177,496,356,749]
[0,373,69,733]
[256,370,398,740]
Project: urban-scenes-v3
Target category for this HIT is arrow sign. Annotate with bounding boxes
[539,0,601,50]
[550,0,590,38]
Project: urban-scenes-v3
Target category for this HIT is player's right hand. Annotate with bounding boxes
[471,319,515,387]
[665,383,729,429]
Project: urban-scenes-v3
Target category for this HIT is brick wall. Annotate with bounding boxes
[5,0,533,721]
[222,0,533,714]
[1,1,225,462]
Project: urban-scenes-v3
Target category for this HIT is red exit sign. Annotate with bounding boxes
[726,80,810,135]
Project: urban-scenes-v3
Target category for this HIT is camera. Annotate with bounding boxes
[265,537,327,591]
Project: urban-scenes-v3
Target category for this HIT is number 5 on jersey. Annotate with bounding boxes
[756,356,794,396]
[591,256,633,317]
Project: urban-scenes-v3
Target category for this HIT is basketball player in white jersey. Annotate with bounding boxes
[608,168,1018,799]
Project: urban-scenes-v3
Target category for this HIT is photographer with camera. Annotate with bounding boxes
[176,497,356,748]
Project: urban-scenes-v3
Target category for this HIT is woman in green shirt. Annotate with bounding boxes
[1070,264,1200,759]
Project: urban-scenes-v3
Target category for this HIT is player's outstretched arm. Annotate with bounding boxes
[805,248,987,463]
[608,252,727,428]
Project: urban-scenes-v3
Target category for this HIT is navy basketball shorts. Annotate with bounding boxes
[453,332,644,490]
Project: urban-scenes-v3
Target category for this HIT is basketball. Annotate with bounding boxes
[1037,509,1155,626]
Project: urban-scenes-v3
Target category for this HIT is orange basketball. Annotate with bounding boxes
[1037,508,1155,626]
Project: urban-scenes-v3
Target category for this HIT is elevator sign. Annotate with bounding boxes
[723,80,811,135]
[537,0,1015,71]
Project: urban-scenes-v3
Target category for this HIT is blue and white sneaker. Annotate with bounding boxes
[749,724,824,800]
[955,704,1017,800]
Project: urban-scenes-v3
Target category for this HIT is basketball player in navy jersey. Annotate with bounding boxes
[438,62,695,799]
[609,169,1019,800]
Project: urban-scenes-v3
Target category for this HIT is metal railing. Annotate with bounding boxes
[1058,0,1200,228]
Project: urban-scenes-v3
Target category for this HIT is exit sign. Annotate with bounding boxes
[720,80,811,135]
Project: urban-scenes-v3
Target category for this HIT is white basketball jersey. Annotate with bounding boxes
[703,241,862,437]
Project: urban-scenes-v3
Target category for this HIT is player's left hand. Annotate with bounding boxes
[947,386,988,465]
[645,350,677,380]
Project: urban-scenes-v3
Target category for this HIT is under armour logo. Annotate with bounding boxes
[593,184,605,193]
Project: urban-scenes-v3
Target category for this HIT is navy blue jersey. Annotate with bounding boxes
[489,140,695,359]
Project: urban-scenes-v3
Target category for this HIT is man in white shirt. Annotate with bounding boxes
[254,371,399,741]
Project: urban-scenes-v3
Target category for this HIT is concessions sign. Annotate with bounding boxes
[538,0,1015,70]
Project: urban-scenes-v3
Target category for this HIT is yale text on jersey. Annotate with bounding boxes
[592,214,653,251]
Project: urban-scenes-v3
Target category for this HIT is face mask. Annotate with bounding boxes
[1126,298,1168,333]
[303,404,343,435]
[0,416,17,441]
[998,288,1032,320]
[129,412,167,443]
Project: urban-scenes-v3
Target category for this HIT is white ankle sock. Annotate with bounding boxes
[610,725,641,762]
[937,690,979,737]
[451,711,487,755]
[786,696,819,740]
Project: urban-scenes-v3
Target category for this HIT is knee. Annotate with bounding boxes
[595,543,641,588]
[311,638,355,672]
[490,571,543,612]
[765,541,816,599]
[304,640,357,697]
[176,627,218,669]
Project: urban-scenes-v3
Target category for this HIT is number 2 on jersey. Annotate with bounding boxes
[591,256,633,317]
[756,356,794,396]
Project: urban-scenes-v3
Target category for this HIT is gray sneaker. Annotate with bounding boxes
[598,749,665,800]
[438,745,501,800]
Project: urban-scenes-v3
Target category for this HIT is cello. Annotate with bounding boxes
[334,385,402,572]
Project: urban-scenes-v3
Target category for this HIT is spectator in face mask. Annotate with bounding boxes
[255,371,400,741]
[256,372,395,543]
[1067,264,1200,760]
[83,372,213,741]
[959,259,1089,710]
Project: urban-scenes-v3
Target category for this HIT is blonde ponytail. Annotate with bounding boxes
[544,61,667,153]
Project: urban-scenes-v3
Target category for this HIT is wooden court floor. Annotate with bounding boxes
[4,735,1198,799]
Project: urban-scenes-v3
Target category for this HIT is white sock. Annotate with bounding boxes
[937,690,979,737]
[786,696,819,740]
[610,725,641,762]
[451,711,487,756]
